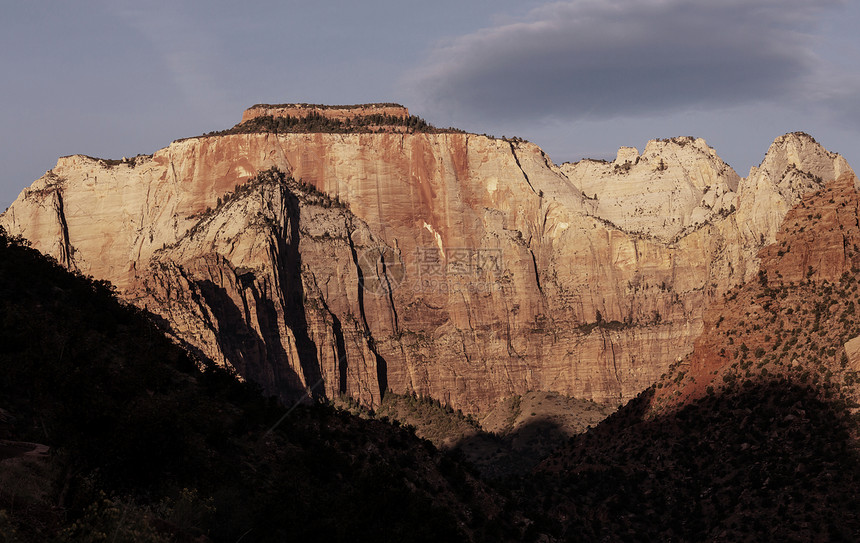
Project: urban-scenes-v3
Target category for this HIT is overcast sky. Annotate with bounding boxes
[2,0,859,208]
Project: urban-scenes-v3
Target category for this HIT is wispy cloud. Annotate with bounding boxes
[105,0,232,115]
[406,0,850,123]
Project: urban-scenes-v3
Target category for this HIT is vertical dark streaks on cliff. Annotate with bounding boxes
[509,142,536,195]
[379,249,400,334]
[601,329,623,396]
[528,248,543,296]
[345,217,388,400]
[345,219,370,331]
[53,190,76,271]
[314,286,349,396]
[273,186,324,399]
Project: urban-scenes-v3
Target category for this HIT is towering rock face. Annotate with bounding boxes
[0,107,852,413]
[650,171,860,413]
[561,137,740,242]
[733,132,854,281]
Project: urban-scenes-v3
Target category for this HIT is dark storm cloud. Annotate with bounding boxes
[407,0,845,122]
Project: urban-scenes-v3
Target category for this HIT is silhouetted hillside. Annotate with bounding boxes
[528,176,860,541]
[0,227,522,542]
[536,381,860,540]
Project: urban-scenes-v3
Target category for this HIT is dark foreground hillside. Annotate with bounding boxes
[0,227,521,542]
[530,176,860,541]
[535,382,860,541]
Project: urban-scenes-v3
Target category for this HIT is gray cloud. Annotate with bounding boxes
[406,0,846,123]
[106,0,234,116]
[806,70,860,128]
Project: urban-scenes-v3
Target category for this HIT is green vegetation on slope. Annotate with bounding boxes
[527,178,860,541]
[199,111,464,138]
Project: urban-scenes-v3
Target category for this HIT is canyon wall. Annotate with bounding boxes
[650,170,860,413]
[0,109,852,413]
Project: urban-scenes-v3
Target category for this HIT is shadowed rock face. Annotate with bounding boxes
[0,107,853,414]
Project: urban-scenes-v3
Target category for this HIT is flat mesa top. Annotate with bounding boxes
[241,103,410,123]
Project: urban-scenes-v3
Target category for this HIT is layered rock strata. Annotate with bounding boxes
[0,112,852,413]
[241,103,409,124]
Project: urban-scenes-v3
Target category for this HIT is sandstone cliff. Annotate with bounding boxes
[652,171,860,412]
[561,136,740,242]
[0,108,852,413]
